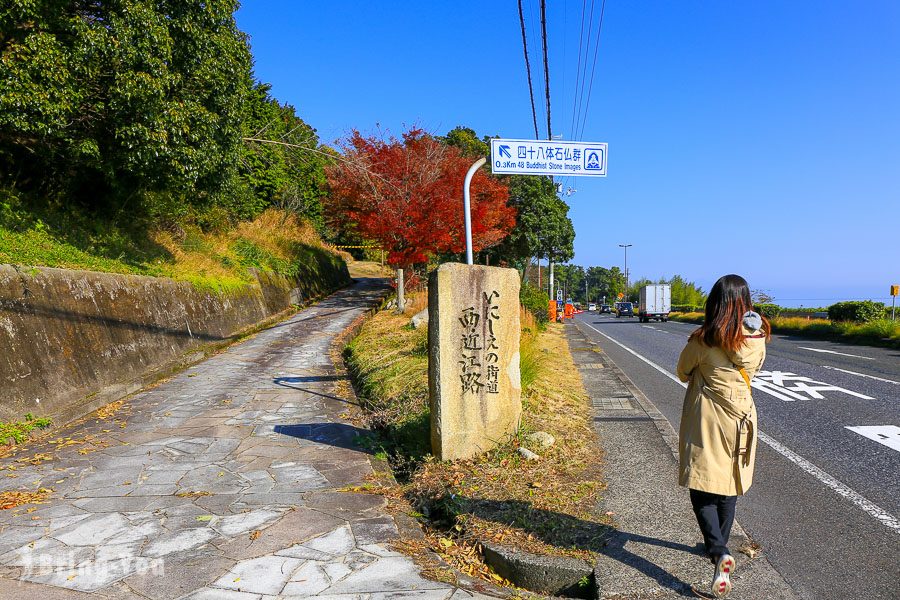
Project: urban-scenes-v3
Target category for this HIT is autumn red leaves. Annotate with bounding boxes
[327,129,516,267]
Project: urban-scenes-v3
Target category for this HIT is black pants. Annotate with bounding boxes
[689,488,737,561]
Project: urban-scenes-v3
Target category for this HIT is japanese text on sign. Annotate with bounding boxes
[490,139,607,177]
[458,291,501,395]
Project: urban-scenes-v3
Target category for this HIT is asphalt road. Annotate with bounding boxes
[573,312,900,600]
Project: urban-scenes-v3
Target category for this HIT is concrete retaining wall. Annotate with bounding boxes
[0,261,350,424]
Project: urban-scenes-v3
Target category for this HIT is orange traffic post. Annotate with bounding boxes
[548,300,557,323]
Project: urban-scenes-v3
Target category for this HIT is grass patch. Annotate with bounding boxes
[669,312,900,348]
[0,414,52,447]
[345,294,610,586]
[1,202,348,294]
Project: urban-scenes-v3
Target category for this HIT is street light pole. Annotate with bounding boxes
[618,243,632,298]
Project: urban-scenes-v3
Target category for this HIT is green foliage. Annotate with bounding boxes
[237,83,330,229]
[672,304,704,313]
[828,300,885,323]
[666,275,707,307]
[1,0,253,216]
[585,265,624,303]
[440,125,491,158]
[754,303,782,319]
[520,282,550,324]
[519,334,543,392]
[0,413,52,446]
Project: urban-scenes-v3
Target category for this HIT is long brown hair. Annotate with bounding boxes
[690,274,770,353]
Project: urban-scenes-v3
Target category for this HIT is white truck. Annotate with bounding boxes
[639,284,671,323]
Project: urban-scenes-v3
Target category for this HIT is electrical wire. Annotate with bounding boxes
[572,0,597,141]
[540,0,552,140]
[518,0,540,139]
[577,0,607,140]
[568,0,588,140]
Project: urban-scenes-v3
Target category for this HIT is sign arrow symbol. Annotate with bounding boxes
[498,145,511,158]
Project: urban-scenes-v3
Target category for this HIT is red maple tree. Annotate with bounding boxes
[327,128,515,267]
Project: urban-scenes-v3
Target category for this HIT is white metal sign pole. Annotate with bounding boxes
[463,157,486,265]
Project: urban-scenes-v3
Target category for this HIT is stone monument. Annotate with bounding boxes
[428,263,521,460]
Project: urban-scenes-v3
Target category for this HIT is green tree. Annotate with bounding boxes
[1,0,252,217]
[237,82,329,229]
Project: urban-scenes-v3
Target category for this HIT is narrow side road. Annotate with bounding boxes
[0,279,489,600]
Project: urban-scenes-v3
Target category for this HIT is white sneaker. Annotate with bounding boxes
[712,554,735,598]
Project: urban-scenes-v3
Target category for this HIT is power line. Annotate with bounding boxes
[517,0,540,139]
[572,0,597,141]
[540,0,552,140]
[568,0,588,140]
[577,0,607,140]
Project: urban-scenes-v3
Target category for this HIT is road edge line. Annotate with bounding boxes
[577,319,900,536]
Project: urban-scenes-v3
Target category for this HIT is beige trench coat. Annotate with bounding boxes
[676,326,767,496]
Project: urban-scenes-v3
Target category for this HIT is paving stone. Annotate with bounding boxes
[181,588,262,600]
[302,525,355,556]
[350,517,399,545]
[212,555,303,595]
[326,557,449,594]
[213,509,283,537]
[216,506,344,561]
[305,492,386,517]
[281,560,331,596]
[143,527,218,557]
[124,553,235,600]
[52,513,130,547]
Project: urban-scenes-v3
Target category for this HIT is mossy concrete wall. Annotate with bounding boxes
[0,260,350,425]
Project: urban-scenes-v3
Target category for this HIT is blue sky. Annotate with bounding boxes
[236,1,899,307]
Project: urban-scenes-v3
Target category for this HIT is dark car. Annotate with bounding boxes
[599,304,612,314]
[615,302,634,318]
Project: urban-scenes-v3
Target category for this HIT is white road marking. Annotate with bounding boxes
[753,370,875,401]
[846,426,900,453]
[822,366,900,386]
[799,347,874,360]
[579,320,900,535]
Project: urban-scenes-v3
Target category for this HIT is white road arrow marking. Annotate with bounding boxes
[799,347,874,360]
[846,426,900,453]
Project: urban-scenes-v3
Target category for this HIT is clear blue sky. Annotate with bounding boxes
[236,1,899,307]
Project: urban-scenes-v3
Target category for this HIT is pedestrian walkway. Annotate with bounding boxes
[0,280,489,600]
[567,323,799,600]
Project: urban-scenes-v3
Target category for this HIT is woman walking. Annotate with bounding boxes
[676,274,769,599]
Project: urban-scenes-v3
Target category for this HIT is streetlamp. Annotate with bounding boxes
[618,244,632,299]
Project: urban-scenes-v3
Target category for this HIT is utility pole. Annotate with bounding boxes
[619,244,632,298]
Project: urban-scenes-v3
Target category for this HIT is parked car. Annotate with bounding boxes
[588,303,597,311]
[615,302,634,318]
[600,304,612,313]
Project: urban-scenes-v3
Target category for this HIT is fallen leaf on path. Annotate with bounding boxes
[96,401,124,420]
[176,491,212,498]
[0,488,53,510]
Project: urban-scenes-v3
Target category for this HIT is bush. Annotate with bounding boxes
[672,304,703,313]
[828,301,885,323]
[520,282,550,324]
[754,303,782,319]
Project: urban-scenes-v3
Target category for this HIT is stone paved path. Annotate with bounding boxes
[0,280,491,600]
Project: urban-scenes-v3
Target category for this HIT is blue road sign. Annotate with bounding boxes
[490,138,607,177]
